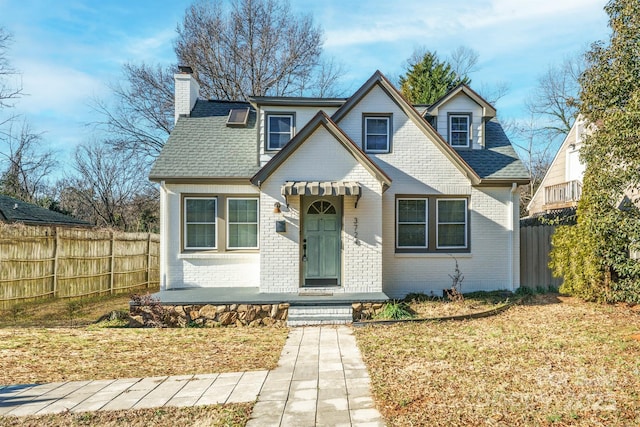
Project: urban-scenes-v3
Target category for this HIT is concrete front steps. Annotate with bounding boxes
[287,304,353,326]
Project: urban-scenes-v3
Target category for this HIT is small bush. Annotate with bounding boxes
[375,301,415,320]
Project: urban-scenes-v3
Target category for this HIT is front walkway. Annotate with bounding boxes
[0,326,385,426]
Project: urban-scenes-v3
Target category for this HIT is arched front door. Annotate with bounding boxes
[302,197,341,287]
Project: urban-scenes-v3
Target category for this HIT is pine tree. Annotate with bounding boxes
[398,51,470,105]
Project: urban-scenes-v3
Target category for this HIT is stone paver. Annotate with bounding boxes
[0,326,385,426]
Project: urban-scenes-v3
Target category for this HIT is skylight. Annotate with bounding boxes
[226,108,250,126]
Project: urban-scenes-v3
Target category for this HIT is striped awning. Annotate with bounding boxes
[281,181,361,197]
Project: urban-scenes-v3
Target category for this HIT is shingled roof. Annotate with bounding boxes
[455,119,529,183]
[151,78,527,185]
[149,100,259,180]
[0,195,90,227]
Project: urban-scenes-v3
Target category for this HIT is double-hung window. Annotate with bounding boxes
[227,198,259,249]
[396,198,428,248]
[364,116,391,153]
[184,197,217,249]
[449,114,470,147]
[437,199,468,249]
[267,114,294,150]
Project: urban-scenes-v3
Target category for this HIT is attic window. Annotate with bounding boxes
[226,108,250,127]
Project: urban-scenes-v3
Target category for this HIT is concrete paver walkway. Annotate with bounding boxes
[247,326,385,426]
[0,326,385,426]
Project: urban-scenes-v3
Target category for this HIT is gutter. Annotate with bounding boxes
[509,183,518,291]
[160,180,168,291]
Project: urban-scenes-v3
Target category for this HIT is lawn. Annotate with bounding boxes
[0,292,288,384]
[0,404,252,427]
[0,292,288,426]
[355,294,640,426]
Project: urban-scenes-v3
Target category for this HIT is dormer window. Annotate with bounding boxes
[364,114,392,153]
[267,113,294,151]
[449,114,471,147]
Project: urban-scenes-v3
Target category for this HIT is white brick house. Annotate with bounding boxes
[149,70,529,300]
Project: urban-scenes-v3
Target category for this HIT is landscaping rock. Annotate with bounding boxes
[199,305,217,319]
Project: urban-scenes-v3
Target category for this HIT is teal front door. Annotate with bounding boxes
[302,197,341,287]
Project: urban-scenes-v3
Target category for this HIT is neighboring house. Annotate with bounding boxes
[527,116,587,216]
[0,194,90,227]
[149,70,529,299]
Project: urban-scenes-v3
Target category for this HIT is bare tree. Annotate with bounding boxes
[0,120,56,203]
[448,46,479,80]
[175,0,342,100]
[92,63,174,159]
[94,0,344,162]
[0,27,22,111]
[61,142,157,231]
[525,53,584,137]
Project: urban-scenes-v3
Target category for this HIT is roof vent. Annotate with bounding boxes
[226,108,250,127]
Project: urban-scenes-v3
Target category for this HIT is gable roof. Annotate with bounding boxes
[331,71,484,185]
[149,100,260,181]
[0,195,90,227]
[425,83,497,118]
[251,111,392,189]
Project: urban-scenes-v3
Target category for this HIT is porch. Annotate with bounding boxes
[145,287,389,326]
[153,286,388,306]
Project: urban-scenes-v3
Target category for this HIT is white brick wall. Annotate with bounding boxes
[162,183,260,289]
[258,125,384,293]
[174,73,199,124]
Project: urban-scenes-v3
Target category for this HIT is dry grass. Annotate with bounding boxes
[0,403,251,427]
[355,294,640,426]
[0,290,288,385]
[0,292,148,328]
[405,291,513,319]
[0,327,288,384]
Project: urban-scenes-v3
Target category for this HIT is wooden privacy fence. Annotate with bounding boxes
[0,224,159,309]
[520,224,562,289]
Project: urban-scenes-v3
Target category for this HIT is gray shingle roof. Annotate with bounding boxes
[149,100,259,180]
[456,120,529,181]
[0,195,90,226]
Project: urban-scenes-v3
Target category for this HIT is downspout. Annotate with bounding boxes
[160,180,168,291]
[508,183,518,291]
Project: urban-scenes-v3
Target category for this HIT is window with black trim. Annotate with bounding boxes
[396,196,469,252]
[364,115,391,153]
[227,198,259,249]
[184,197,217,249]
[449,114,470,147]
[396,198,427,248]
[436,199,468,249]
[267,113,294,150]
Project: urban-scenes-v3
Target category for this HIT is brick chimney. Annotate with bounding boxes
[174,66,200,124]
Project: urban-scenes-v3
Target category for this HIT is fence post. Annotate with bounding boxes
[52,227,59,298]
[109,231,115,294]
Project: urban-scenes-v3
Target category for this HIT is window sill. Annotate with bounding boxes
[394,252,472,258]
[179,252,259,259]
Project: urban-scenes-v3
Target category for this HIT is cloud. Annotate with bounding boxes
[16,59,108,119]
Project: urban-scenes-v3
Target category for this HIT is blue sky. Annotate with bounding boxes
[1,0,610,168]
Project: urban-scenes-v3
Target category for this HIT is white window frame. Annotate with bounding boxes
[436,198,468,249]
[396,198,428,249]
[226,197,260,250]
[266,113,294,151]
[364,116,390,153]
[449,114,470,147]
[184,197,217,250]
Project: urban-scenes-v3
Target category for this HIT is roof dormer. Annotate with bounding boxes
[423,84,496,150]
